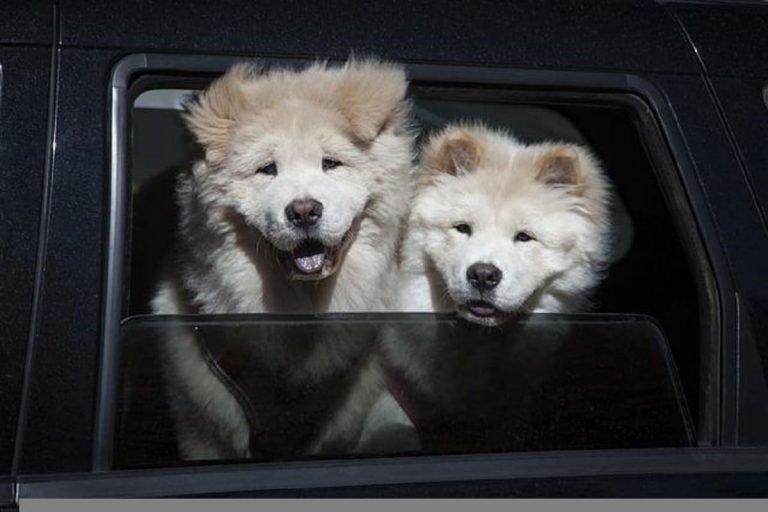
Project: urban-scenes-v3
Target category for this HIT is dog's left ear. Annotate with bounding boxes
[334,60,409,141]
[535,146,584,193]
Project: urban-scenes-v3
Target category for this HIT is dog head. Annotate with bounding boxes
[411,124,611,326]
[182,59,412,280]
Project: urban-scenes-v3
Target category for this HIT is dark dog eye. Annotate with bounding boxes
[257,162,278,176]
[515,231,535,242]
[322,158,343,171]
[454,223,472,236]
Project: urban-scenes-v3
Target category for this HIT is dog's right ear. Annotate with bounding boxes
[182,64,259,167]
[423,127,483,176]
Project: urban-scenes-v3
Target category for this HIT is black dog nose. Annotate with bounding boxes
[466,262,502,291]
[285,198,324,227]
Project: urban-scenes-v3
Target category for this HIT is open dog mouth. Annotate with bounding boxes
[280,238,340,278]
[276,220,361,280]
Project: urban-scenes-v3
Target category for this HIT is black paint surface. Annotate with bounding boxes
[671,2,768,79]
[0,47,50,476]
[0,1,52,46]
[59,0,699,74]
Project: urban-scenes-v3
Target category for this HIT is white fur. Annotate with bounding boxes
[400,123,612,321]
[359,123,614,453]
[153,59,413,460]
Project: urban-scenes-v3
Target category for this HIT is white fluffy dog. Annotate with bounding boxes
[399,123,612,323]
[358,123,613,453]
[152,59,413,460]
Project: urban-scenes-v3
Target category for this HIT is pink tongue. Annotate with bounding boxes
[294,253,324,273]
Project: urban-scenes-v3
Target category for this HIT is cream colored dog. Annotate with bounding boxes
[399,123,612,322]
[152,59,413,460]
[358,123,613,453]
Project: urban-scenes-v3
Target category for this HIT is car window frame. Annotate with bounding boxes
[94,52,728,481]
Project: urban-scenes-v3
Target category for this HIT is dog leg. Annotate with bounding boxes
[355,391,421,454]
[305,356,387,456]
[154,279,251,460]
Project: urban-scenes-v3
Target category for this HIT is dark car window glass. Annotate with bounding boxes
[113,313,693,469]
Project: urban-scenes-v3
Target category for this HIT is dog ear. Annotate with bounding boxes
[333,60,409,142]
[535,146,584,192]
[426,128,483,176]
[182,64,258,167]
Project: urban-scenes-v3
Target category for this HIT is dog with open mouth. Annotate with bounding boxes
[151,59,413,460]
